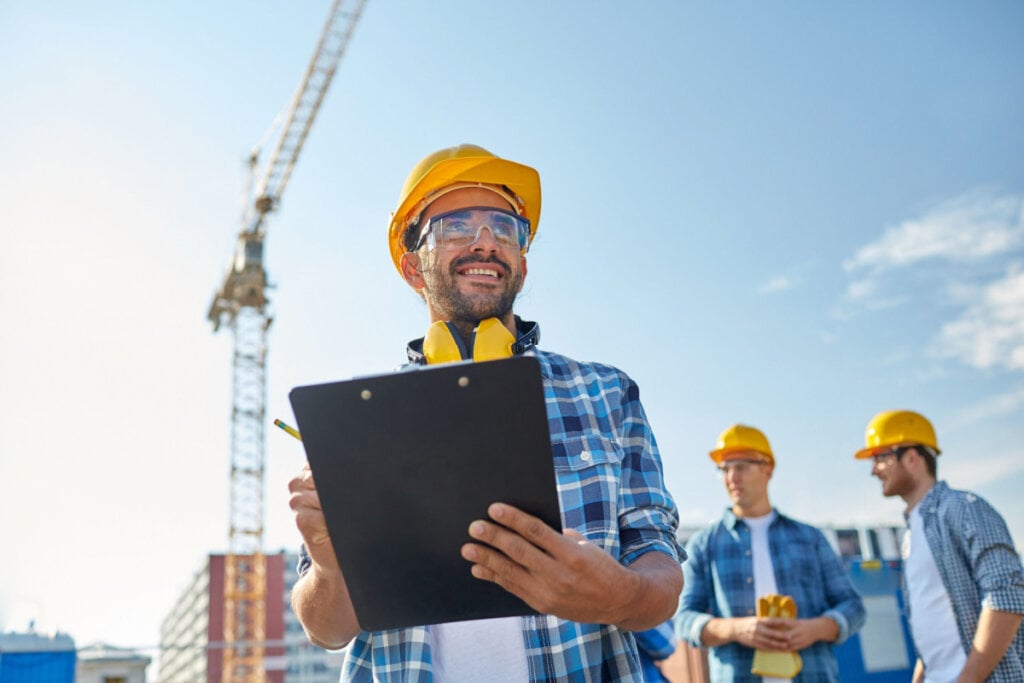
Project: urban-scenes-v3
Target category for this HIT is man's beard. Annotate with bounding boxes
[421,254,522,323]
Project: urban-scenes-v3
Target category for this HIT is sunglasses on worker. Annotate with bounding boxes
[413,207,531,253]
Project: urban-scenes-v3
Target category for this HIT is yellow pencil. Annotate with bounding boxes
[273,418,302,441]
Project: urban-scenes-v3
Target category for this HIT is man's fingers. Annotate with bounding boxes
[755,620,793,651]
[563,528,589,545]
[288,464,317,493]
[467,517,554,573]
[288,484,322,512]
[484,503,569,555]
[760,617,792,630]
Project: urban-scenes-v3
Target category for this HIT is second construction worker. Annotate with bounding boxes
[856,409,1024,682]
[676,424,865,682]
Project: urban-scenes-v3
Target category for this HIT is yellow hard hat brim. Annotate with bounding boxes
[854,445,883,460]
[853,443,941,459]
[709,446,775,465]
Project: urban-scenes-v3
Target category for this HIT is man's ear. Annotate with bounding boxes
[905,447,924,470]
[516,257,528,292]
[400,252,425,290]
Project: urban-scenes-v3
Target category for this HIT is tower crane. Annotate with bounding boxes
[206,1,366,680]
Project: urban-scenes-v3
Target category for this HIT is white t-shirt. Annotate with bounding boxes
[903,505,967,683]
[745,512,786,683]
[429,616,528,682]
[746,512,779,598]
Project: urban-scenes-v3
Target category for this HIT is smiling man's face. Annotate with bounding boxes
[402,186,528,329]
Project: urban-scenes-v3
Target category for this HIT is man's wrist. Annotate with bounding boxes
[812,615,840,642]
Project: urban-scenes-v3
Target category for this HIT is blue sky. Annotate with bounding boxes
[1,0,1022,663]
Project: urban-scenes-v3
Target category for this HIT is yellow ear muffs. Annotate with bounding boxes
[471,317,516,362]
[423,321,469,364]
[421,318,516,365]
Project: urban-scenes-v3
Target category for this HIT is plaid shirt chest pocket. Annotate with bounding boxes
[772,535,823,603]
[551,434,625,553]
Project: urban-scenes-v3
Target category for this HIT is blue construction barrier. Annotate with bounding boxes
[834,559,916,682]
[0,649,76,683]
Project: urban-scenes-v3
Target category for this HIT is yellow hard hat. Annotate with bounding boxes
[709,424,774,465]
[387,144,542,276]
[854,409,941,459]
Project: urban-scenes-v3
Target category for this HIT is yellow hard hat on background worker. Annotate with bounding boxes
[387,144,542,276]
[709,424,775,465]
[854,409,941,459]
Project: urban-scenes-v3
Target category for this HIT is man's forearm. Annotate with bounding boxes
[612,551,683,631]
[291,563,360,650]
[913,658,925,683]
[700,617,739,647]
[958,607,1023,683]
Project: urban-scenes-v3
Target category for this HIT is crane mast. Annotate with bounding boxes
[206,1,366,680]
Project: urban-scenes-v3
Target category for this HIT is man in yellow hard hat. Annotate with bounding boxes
[676,424,865,682]
[288,144,685,681]
[856,409,1024,682]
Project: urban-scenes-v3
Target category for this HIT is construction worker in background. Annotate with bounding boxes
[288,144,685,681]
[856,409,1024,682]
[676,424,865,682]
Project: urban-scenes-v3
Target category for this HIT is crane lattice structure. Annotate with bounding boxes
[206,1,366,680]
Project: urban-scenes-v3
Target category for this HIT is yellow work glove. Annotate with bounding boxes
[751,594,803,679]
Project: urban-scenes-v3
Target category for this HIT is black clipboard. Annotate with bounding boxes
[288,355,561,631]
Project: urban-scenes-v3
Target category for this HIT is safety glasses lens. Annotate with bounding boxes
[420,208,530,252]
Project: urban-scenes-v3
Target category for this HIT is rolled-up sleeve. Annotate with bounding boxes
[617,377,686,566]
[965,496,1024,615]
[815,530,865,644]
[675,529,714,647]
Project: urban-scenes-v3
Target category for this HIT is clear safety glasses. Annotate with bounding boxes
[715,459,769,476]
[413,207,531,253]
[869,446,911,467]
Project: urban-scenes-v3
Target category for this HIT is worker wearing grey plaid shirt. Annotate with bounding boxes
[289,145,685,681]
[857,409,1024,682]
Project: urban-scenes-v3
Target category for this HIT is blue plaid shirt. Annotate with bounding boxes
[634,621,676,682]
[910,481,1024,682]
[676,509,865,683]
[299,347,684,682]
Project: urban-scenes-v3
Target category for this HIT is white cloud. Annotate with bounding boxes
[942,449,1024,489]
[757,275,797,295]
[841,276,907,310]
[934,265,1024,370]
[845,190,1023,273]
[839,191,1024,373]
[845,278,876,302]
[947,384,1024,429]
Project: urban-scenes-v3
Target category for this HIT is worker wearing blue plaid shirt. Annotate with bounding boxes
[289,145,685,681]
[676,424,865,682]
[857,410,1024,683]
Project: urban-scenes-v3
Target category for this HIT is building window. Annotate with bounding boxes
[835,529,862,559]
